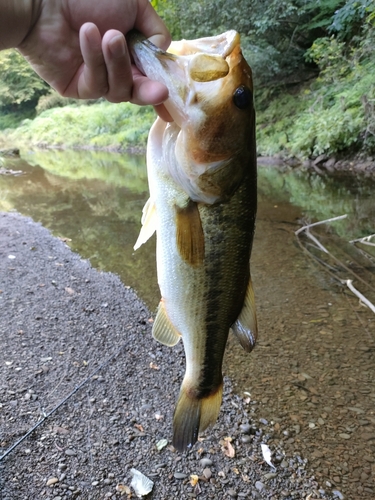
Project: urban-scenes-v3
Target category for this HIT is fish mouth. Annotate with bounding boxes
[127,30,240,126]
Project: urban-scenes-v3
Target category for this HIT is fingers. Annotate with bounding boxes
[102,29,133,103]
[72,21,169,107]
[135,0,171,51]
[76,22,109,99]
[130,67,169,107]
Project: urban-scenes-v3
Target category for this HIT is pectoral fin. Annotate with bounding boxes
[231,278,257,352]
[152,299,181,347]
[175,199,204,267]
[134,198,157,250]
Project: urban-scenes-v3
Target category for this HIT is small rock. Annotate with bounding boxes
[65,449,77,456]
[255,481,265,491]
[339,433,351,440]
[200,458,213,468]
[228,488,237,498]
[46,477,59,486]
[174,472,187,479]
[332,490,344,500]
[239,424,251,434]
[264,472,277,480]
[203,468,212,480]
[241,435,252,444]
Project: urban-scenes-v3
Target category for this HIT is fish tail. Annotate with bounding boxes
[172,382,223,452]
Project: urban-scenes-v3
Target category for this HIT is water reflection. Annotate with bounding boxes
[0,149,374,309]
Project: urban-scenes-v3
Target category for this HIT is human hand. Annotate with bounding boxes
[17,0,171,110]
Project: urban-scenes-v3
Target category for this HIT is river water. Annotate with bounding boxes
[1,149,375,497]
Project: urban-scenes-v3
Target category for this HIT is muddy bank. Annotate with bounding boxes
[258,155,375,177]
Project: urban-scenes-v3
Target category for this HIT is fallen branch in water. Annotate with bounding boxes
[344,279,375,314]
[295,214,348,236]
[295,215,375,315]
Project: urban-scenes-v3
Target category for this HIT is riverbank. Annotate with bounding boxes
[1,205,375,499]
[0,212,333,500]
[258,155,375,177]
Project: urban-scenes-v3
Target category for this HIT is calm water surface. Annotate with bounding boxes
[1,149,374,308]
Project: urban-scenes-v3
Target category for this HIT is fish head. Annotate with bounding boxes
[128,30,256,203]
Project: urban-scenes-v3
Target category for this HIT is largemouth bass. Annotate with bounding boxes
[128,30,257,452]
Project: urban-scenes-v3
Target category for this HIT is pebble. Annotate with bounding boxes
[174,472,187,479]
[154,463,167,469]
[241,435,252,444]
[65,449,77,456]
[228,488,237,498]
[339,433,351,440]
[200,458,213,467]
[46,477,59,486]
[255,481,265,491]
[264,472,277,480]
[239,423,251,434]
[332,490,344,499]
[202,468,212,480]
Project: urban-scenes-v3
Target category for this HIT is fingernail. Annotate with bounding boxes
[109,35,126,58]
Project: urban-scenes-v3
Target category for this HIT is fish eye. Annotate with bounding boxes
[233,85,252,110]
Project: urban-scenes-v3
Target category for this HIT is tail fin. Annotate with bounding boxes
[172,382,223,452]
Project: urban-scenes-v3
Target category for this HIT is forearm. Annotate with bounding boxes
[0,0,41,49]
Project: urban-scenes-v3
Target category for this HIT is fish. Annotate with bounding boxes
[128,30,257,452]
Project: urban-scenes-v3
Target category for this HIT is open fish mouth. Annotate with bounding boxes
[127,30,242,126]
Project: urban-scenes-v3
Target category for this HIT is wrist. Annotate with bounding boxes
[0,0,42,50]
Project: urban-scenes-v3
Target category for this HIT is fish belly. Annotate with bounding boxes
[148,119,256,450]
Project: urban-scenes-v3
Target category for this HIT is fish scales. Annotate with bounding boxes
[128,29,257,451]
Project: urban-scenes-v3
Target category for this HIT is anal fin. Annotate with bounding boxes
[231,278,257,352]
[152,300,181,347]
[134,198,157,250]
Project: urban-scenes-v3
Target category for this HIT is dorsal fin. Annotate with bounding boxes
[231,278,257,352]
[175,199,204,267]
[152,300,181,347]
[134,198,157,250]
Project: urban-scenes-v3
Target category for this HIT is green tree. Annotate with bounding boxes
[155,0,347,84]
[0,49,49,112]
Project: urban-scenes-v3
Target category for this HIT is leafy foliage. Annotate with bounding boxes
[155,0,348,85]
[257,14,375,158]
[0,49,49,110]
[329,0,375,38]
[2,101,156,151]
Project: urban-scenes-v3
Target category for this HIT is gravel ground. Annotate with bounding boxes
[0,211,340,500]
[2,209,375,500]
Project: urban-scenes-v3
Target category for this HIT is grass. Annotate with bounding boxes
[1,100,155,151]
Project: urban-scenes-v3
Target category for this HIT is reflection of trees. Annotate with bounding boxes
[258,166,375,239]
[0,153,158,307]
[23,148,148,193]
[2,153,374,307]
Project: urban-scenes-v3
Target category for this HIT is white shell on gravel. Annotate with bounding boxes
[130,468,154,497]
